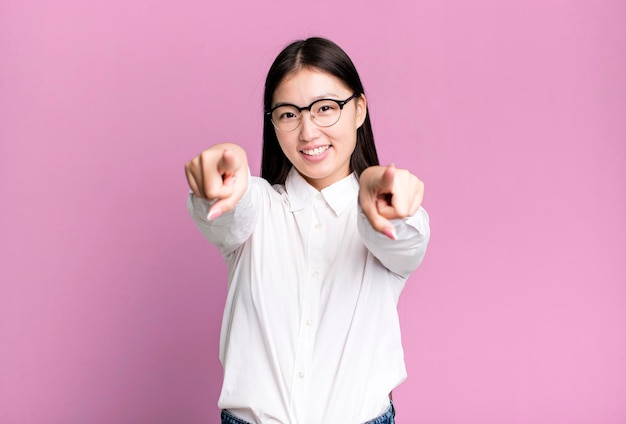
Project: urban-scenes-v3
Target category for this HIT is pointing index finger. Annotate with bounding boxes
[379,163,396,192]
[217,148,240,176]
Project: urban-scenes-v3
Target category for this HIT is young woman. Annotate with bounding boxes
[185,37,430,424]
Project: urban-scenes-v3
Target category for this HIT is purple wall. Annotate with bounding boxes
[1,0,624,422]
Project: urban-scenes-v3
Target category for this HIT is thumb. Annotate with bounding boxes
[361,196,397,240]
[206,198,229,221]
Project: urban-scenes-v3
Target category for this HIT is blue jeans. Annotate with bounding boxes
[221,401,395,424]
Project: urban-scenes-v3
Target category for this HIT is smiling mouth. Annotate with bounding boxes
[301,145,331,156]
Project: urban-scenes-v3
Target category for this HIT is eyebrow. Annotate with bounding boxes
[272,93,342,109]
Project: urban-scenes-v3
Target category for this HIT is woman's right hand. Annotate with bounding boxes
[184,143,249,220]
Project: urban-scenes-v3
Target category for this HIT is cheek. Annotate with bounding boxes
[275,131,289,147]
[333,120,359,143]
[276,134,298,157]
[341,110,360,132]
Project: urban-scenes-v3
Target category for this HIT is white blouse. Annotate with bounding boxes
[188,167,430,424]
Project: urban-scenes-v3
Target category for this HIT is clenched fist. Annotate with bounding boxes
[359,164,424,239]
[185,143,249,220]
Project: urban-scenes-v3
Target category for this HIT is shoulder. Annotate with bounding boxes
[249,176,282,195]
[249,176,289,205]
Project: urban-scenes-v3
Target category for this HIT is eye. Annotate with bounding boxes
[273,106,300,122]
[315,101,337,115]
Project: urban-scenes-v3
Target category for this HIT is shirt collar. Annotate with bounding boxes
[285,167,359,215]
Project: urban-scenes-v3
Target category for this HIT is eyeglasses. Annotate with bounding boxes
[266,93,359,132]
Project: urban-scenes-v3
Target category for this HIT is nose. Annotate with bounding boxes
[298,111,319,141]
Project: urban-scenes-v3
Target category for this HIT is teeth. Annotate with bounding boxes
[301,145,330,156]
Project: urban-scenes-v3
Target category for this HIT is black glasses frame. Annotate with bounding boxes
[265,93,359,131]
[266,93,359,115]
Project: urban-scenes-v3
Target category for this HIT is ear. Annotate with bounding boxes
[355,94,367,129]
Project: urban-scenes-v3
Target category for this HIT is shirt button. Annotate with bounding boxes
[311,271,319,278]
[305,319,312,326]
[314,222,321,229]
[298,371,305,378]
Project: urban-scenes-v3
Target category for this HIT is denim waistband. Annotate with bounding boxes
[363,401,395,424]
[221,401,395,424]
[220,409,251,424]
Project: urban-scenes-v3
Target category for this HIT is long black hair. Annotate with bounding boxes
[261,37,379,185]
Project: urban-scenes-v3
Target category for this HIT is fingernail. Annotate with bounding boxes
[383,227,397,240]
[207,206,222,221]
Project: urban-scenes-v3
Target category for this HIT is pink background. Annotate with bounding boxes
[1,0,625,423]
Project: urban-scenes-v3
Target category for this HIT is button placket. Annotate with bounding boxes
[291,203,324,416]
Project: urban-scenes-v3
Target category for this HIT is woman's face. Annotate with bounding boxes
[271,68,367,190]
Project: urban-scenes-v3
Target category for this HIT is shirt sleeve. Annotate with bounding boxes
[357,206,431,278]
[187,171,259,257]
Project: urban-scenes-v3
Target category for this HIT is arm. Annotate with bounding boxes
[358,164,430,277]
[357,205,430,278]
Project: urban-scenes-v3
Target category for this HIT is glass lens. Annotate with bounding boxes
[310,99,341,127]
[271,105,301,132]
[270,99,343,131]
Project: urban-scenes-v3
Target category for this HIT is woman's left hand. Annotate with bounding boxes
[358,164,424,240]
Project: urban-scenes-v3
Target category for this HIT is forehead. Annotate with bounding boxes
[273,68,351,103]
